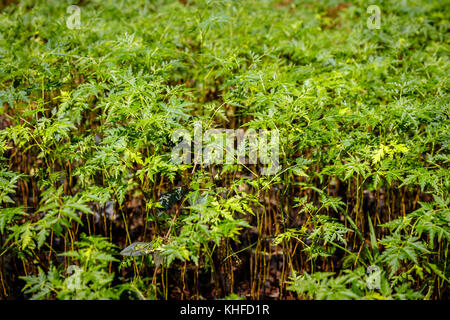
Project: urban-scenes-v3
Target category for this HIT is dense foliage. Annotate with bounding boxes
[0,0,448,300]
